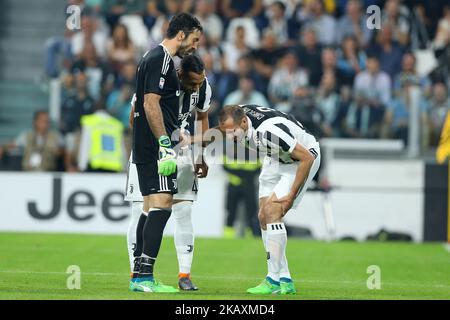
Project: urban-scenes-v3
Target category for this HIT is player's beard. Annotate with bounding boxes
[177,41,194,58]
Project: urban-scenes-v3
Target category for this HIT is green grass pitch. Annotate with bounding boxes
[0,233,449,300]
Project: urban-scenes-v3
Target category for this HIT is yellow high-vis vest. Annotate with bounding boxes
[81,113,124,172]
[436,111,450,164]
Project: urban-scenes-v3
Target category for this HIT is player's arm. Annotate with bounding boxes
[193,109,210,178]
[274,143,315,214]
[143,55,176,176]
[144,93,167,138]
[129,94,136,129]
[288,144,315,197]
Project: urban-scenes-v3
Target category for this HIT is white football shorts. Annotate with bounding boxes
[258,143,321,209]
[124,149,198,202]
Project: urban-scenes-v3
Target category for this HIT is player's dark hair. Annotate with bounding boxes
[181,54,205,74]
[219,105,246,125]
[166,13,203,39]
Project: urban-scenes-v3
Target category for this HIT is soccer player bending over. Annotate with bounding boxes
[130,13,202,293]
[218,105,321,295]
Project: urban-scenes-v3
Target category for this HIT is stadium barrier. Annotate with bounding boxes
[0,159,448,242]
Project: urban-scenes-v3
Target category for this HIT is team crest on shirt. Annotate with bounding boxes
[159,77,165,89]
[190,92,199,108]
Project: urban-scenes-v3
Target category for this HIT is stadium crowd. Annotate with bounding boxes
[1,0,450,172]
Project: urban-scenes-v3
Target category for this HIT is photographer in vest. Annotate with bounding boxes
[0,110,64,171]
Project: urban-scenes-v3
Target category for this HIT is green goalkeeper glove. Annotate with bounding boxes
[158,135,177,176]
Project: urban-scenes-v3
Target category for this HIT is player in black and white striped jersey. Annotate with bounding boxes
[218,104,321,295]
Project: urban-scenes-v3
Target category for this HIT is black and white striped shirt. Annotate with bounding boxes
[241,105,318,163]
[178,78,212,132]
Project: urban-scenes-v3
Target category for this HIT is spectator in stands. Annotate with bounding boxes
[148,15,169,49]
[217,55,264,104]
[394,52,432,98]
[432,5,450,52]
[296,0,336,46]
[222,25,250,73]
[295,27,322,87]
[224,10,261,49]
[354,55,392,108]
[382,0,410,46]
[71,42,114,101]
[367,23,405,80]
[381,78,429,145]
[77,102,126,172]
[291,91,328,139]
[106,23,136,73]
[336,0,373,48]
[0,111,64,172]
[265,1,289,44]
[321,47,353,89]
[224,76,270,107]
[60,72,95,135]
[102,0,145,30]
[195,0,224,46]
[142,0,162,31]
[342,89,385,139]
[336,35,367,86]
[71,14,108,58]
[423,83,450,147]
[107,60,136,129]
[45,29,74,78]
[201,51,220,90]
[315,71,340,137]
[221,0,265,29]
[197,34,225,75]
[268,50,309,112]
[251,28,285,96]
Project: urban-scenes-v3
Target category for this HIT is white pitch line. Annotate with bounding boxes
[0,270,449,289]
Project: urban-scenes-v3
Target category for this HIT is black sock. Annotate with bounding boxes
[134,213,147,258]
[142,208,172,259]
[131,257,141,278]
[138,256,156,279]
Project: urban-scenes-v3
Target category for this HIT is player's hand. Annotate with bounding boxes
[273,194,295,216]
[179,129,191,147]
[194,156,208,178]
[158,135,177,176]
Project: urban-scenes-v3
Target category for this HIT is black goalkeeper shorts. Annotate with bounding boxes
[135,161,178,196]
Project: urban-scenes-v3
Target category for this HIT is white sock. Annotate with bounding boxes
[261,228,267,250]
[173,201,194,275]
[126,202,143,272]
[266,223,288,283]
[279,226,292,280]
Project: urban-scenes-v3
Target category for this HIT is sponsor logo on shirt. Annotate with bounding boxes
[159,77,165,89]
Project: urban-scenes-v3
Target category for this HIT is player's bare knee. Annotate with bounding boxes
[264,200,283,224]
